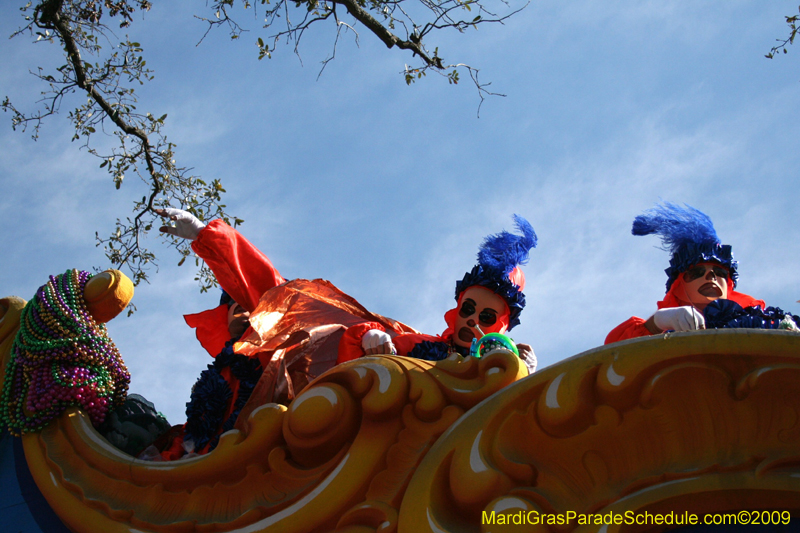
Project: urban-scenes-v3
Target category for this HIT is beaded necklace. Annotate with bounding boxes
[1,269,130,436]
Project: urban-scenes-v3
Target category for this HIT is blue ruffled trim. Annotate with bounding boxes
[184,367,232,451]
[454,265,525,331]
[406,341,469,361]
[665,242,738,291]
[406,341,451,361]
[704,300,799,329]
[184,338,263,452]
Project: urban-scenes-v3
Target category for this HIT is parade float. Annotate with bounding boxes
[2,266,799,533]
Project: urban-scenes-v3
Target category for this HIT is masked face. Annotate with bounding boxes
[679,262,730,310]
[227,302,251,339]
[452,286,509,348]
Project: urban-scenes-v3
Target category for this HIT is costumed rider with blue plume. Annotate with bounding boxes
[606,202,799,344]
[148,209,538,460]
[337,214,539,373]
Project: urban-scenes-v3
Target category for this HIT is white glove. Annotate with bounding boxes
[653,306,705,332]
[156,208,206,241]
[517,343,537,373]
[361,329,396,355]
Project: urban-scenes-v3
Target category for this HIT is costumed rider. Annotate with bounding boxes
[605,202,799,345]
[337,214,539,373]
[153,208,283,458]
[151,208,424,458]
[150,210,539,459]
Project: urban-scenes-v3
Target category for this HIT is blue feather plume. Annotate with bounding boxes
[631,202,720,254]
[477,214,538,275]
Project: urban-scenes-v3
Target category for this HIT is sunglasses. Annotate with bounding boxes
[459,299,498,326]
[683,264,729,283]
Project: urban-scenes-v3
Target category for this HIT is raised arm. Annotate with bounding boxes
[157,209,285,312]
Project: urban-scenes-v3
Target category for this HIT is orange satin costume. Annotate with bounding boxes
[184,220,417,423]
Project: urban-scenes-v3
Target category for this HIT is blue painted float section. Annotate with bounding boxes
[0,430,69,533]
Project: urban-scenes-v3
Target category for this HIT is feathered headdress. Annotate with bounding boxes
[454,214,537,331]
[632,202,738,290]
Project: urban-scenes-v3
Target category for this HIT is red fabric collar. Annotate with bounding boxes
[184,304,230,357]
[441,307,457,340]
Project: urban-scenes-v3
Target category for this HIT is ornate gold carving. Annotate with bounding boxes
[83,269,134,323]
[17,270,798,532]
[0,296,26,387]
[5,277,526,533]
[399,330,800,532]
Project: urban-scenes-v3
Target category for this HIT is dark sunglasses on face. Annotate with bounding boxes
[683,264,729,282]
[459,299,498,326]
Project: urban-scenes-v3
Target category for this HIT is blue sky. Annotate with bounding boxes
[1,1,799,424]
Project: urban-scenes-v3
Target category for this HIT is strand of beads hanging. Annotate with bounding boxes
[0,269,131,436]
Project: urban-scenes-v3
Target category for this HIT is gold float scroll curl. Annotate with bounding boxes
[21,353,526,533]
[0,296,26,387]
[399,329,800,533]
[3,272,528,533]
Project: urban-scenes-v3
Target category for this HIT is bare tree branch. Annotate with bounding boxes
[3,0,239,297]
[203,0,527,101]
[767,7,800,59]
[4,0,527,309]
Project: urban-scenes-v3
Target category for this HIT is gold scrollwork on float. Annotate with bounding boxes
[21,353,526,533]
[398,329,800,533]
[0,296,26,387]
[3,271,528,533]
